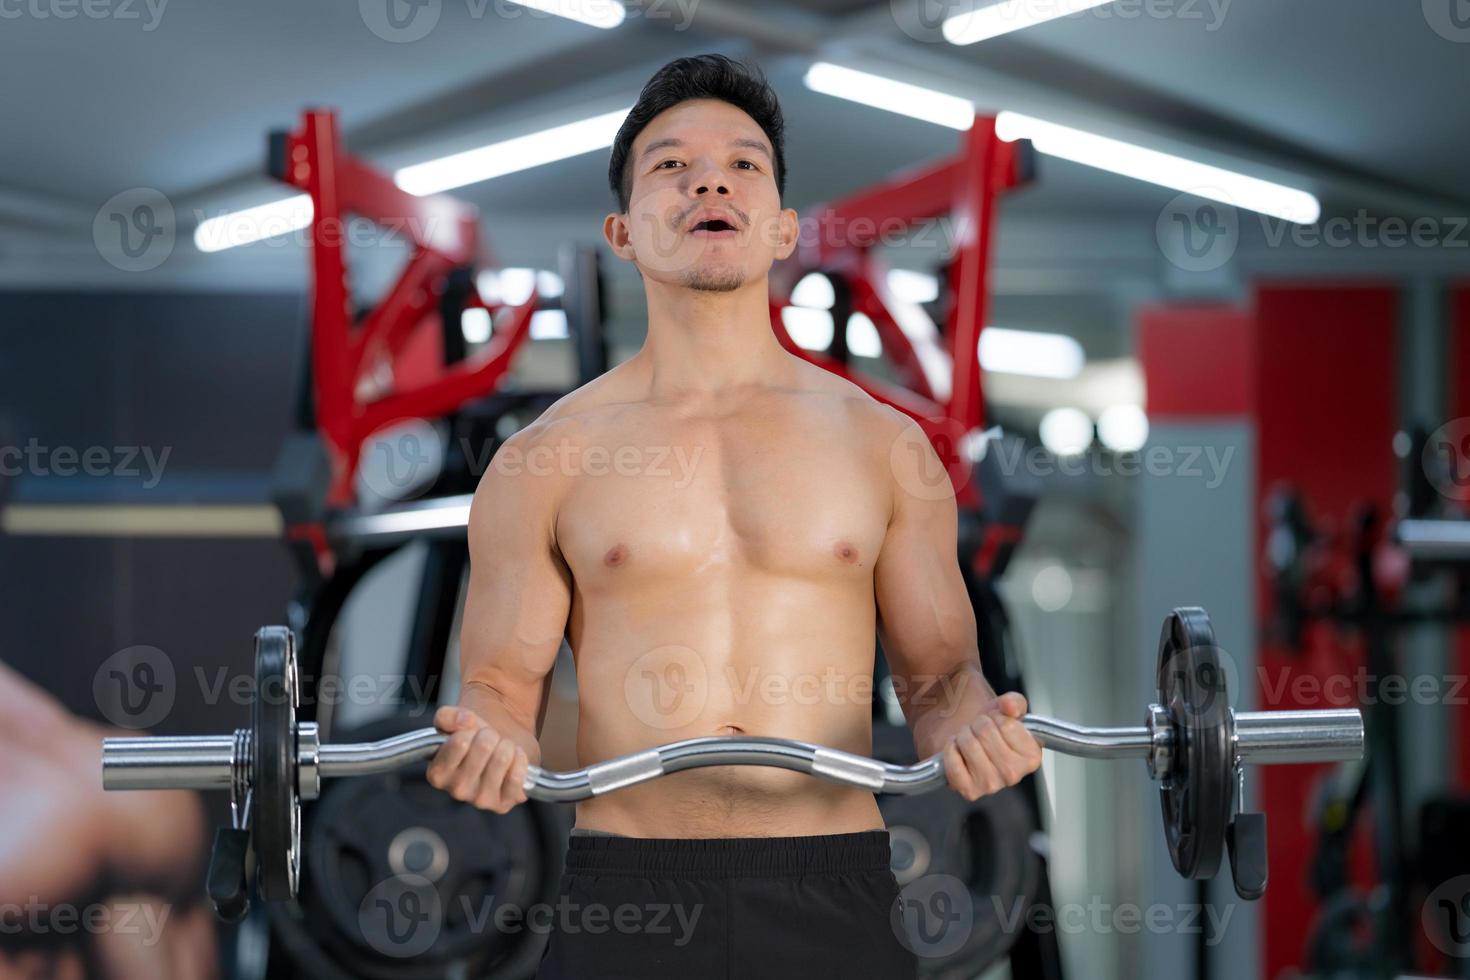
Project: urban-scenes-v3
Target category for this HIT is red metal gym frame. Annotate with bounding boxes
[271,109,538,508]
[770,117,1033,510]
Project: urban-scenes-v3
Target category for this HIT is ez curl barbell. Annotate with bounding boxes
[101,608,1363,920]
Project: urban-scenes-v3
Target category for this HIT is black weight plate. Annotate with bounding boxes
[875,724,1040,978]
[269,713,568,980]
[254,626,300,901]
[1156,607,1231,879]
[310,774,537,965]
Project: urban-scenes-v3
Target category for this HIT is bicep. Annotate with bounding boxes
[873,423,978,680]
[458,441,573,732]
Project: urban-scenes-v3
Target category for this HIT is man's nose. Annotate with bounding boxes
[689,161,732,196]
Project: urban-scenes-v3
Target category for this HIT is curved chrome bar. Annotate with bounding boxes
[316,718,1158,802]
[316,728,447,777]
[1022,715,1153,760]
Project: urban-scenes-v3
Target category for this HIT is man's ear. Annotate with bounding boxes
[603,212,636,261]
[774,207,800,262]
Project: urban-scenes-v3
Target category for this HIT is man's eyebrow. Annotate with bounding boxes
[639,137,773,163]
[731,137,773,162]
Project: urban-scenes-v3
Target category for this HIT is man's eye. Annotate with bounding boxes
[656,160,683,170]
[735,160,758,171]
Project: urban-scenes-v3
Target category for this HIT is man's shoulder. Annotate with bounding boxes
[788,357,914,438]
[503,363,641,451]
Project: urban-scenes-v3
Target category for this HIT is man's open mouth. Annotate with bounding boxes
[690,218,738,235]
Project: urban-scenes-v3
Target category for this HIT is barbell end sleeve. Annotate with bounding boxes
[1231,709,1365,766]
[102,735,237,791]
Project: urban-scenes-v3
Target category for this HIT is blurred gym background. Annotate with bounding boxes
[2,2,1468,978]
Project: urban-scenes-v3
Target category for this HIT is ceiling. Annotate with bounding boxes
[0,0,1464,291]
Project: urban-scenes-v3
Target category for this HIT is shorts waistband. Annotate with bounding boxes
[562,830,894,878]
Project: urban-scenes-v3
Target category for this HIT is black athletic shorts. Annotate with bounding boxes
[536,829,918,979]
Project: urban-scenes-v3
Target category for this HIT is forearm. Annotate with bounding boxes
[904,660,997,758]
[458,680,543,765]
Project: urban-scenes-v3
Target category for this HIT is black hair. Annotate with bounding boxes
[607,53,786,213]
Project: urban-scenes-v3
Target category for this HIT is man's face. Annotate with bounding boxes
[605,99,798,293]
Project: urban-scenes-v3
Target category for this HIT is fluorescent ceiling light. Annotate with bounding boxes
[846,313,882,358]
[803,62,974,130]
[1098,404,1148,452]
[781,307,835,351]
[791,272,835,309]
[510,0,625,29]
[461,308,493,344]
[396,107,630,195]
[194,194,312,252]
[1039,407,1093,457]
[887,269,939,304]
[477,267,561,305]
[944,0,1117,45]
[996,111,1320,224]
[530,309,568,340]
[980,327,1085,379]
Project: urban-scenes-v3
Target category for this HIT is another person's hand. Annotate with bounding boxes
[427,707,530,813]
[0,659,217,979]
[942,692,1044,801]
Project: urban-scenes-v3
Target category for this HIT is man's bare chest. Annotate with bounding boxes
[552,407,891,587]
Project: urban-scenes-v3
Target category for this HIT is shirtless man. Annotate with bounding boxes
[425,54,1043,978]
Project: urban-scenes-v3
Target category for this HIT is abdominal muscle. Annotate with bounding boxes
[566,609,887,839]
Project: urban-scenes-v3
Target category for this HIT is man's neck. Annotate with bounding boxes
[634,277,795,400]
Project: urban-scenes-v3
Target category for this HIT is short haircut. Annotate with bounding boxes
[607,53,786,213]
